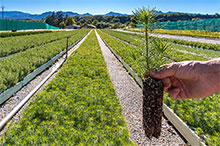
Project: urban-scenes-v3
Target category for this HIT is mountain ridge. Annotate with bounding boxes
[0,10,210,20]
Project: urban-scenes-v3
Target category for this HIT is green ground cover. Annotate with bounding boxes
[1,30,134,146]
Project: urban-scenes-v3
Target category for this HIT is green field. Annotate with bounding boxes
[0,29,89,94]
[0,30,85,57]
[98,29,220,146]
[1,30,134,146]
[0,28,219,146]
[125,28,220,39]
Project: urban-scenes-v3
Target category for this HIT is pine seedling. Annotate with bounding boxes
[133,6,156,74]
[150,38,171,70]
[133,7,171,139]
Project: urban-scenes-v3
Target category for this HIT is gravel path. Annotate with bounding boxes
[115,29,220,45]
[95,30,186,146]
[0,31,91,136]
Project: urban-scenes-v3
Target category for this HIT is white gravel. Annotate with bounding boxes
[95,30,186,146]
[0,31,91,136]
[115,29,220,45]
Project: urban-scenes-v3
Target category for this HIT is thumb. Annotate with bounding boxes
[150,63,177,79]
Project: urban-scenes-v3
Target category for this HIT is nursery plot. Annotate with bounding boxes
[169,44,220,59]
[98,29,220,146]
[0,31,52,38]
[0,29,89,94]
[113,29,220,51]
[127,28,220,39]
[149,34,220,51]
[0,30,85,57]
[102,29,145,48]
[149,33,220,45]
[0,30,134,146]
[99,30,208,77]
[149,29,220,39]
[96,30,185,145]
[102,29,220,59]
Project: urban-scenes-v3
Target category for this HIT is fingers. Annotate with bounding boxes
[162,77,189,100]
[168,88,181,100]
[150,63,177,79]
[162,78,172,92]
[168,87,189,100]
[162,77,181,100]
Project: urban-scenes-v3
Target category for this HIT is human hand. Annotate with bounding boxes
[150,59,220,100]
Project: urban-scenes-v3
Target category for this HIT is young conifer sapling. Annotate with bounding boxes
[133,7,171,139]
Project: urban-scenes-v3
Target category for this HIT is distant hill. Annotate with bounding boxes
[1,11,34,19]
[1,10,218,20]
[1,11,128,19]
[155,11,163,14]
[0,10,166,20]
[1,11,93,19]
[104,11,128,16]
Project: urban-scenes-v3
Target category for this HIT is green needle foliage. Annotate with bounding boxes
[133,7,156,72]
[151,38,171,54]
[133,7,171,74]
[0,29,90,94]
[1,30,134,146]
[0,31,52,38]
[0,30,82,57]
[149,38,171,70]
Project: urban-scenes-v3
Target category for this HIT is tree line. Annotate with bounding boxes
[44,11,220,29]
[45,11,133,29]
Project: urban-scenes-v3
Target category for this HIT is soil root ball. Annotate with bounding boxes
[143,75,164,139]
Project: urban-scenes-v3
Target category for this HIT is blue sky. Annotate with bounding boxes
[1,0,220,14]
